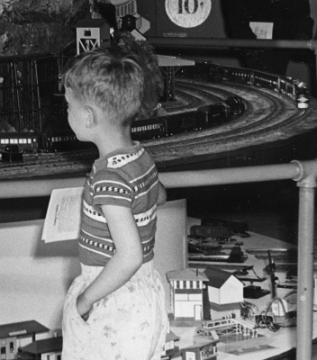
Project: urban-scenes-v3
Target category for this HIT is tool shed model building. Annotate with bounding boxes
[204,267,244,320]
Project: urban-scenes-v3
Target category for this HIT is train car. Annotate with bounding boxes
[41,131,78,152]
[279,77,295,98]
[0,132,38,153]
[164,111,202,135]
[178,61,215,83]
[223,66,254,85]
[40,131,95,152]
[131,117,167,140]
[254,71,279,90]
[197,102,229,126]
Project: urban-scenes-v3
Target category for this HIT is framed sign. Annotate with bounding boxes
[165,0,212,28]
[136,0,214,38]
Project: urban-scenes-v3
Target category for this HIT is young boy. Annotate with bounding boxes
[61,46,168,360]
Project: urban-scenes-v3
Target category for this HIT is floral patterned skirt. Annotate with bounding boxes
[62,261,168,360]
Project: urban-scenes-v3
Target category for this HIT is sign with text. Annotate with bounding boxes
[136,0,214,38]
[165,0,212,28]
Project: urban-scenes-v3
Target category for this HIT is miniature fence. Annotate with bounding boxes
[199,318,257,338]
[0,159,316,359]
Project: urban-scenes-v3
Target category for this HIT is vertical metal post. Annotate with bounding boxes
[13,62,22,131]
[315,48,317,98]
[34,60,42,133]
[296,186,315,360]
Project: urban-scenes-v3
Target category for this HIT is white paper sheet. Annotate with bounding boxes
[249,21,274,39]
[41,187,83,242]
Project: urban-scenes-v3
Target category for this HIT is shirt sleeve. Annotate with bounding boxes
[91,169,133,209]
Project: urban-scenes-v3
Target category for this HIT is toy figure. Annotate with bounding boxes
[60,40,168,360]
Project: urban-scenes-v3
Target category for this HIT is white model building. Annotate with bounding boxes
[166,268,209,321]
[204,267,244,319]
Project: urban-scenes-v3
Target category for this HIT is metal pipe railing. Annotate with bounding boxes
[0,159,317,358]
[159,162,303,188]
[159,159,317,360]
[297,186,315,359]
[148,37,317,52]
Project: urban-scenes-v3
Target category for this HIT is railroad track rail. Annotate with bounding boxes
[0,79,316,180]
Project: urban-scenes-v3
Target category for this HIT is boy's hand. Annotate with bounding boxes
[76,293,93,320]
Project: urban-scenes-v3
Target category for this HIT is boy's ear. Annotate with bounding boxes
[84,105,96,127]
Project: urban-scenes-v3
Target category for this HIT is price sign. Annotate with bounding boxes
[165,0,212,28]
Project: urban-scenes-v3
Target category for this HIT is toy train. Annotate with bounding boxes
[0,60,310,158]
[0,94,246,155]
[131,95,245,140]
[0,131,90,156]
[178,62,309,109]
[0,133,38,153]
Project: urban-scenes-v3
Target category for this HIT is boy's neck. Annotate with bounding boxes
[95,127,134,158]
[88,105,134,158]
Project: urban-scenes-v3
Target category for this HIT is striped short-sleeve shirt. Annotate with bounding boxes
[79,142,160,266]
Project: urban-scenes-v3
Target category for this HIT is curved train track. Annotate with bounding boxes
[0,78,317,180]
[143,81,317,168]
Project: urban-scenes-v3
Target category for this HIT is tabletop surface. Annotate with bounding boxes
[170,218,317,360]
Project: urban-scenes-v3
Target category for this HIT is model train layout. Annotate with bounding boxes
[0,55,316,179]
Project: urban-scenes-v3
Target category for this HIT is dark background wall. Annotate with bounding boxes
[136,0,317,94]
[1,0,317,225]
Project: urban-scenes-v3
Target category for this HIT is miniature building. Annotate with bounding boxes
[181,341,218,360]
[0,321,49,360]
[203,267,244,320]
[161,331,180,359]
[0,337,17,360]
[204,267,243,304]
[166,268,209,321]
[75,19,111,54]
[120,14,146,41]
[19,336,62,360]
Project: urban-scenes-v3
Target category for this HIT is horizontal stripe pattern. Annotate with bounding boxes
[79,143,159,266]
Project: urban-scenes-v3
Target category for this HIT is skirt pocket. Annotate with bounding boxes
[62,278,92,359]
[69,294,91,328]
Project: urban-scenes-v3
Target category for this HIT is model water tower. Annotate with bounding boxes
[75,19,111,54]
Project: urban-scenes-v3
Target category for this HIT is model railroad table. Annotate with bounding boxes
[169,217,317,360]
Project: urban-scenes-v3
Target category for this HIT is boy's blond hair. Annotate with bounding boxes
[61,48,144,126]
